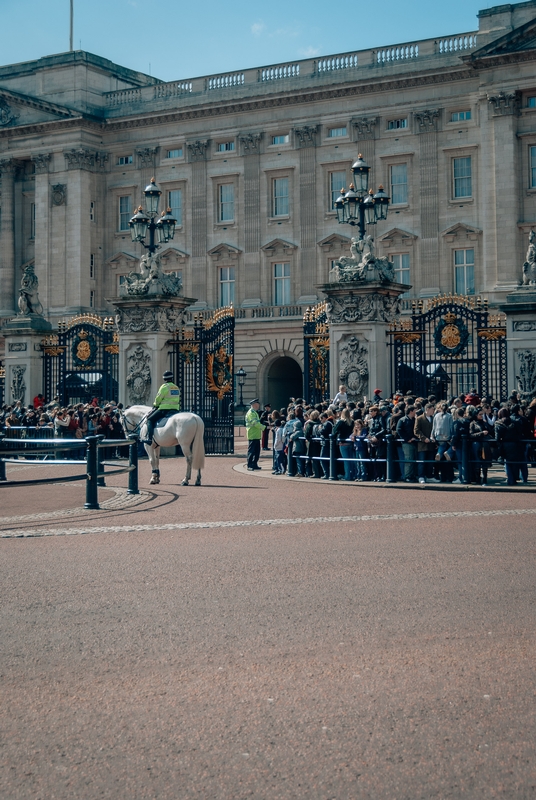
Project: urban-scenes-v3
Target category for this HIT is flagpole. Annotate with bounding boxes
[70,0,74,51]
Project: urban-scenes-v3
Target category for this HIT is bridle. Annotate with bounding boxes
[120,409,148,436]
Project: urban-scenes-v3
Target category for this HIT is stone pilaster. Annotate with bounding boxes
[33,154,52,315]
[187,140,209,302]
[351,117,377,169]
[65,167,92,310]
[415,109,440,294]
[295,126,318,302]
[239,133,263,306]
[0,159,19,317]
[487,92,521,291]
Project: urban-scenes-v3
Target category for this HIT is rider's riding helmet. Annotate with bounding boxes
[163,370,174,382]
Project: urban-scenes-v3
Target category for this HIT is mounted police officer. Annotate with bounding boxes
[142,370,180,444]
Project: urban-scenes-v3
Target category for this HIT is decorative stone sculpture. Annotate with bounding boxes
[18,264,44,316]
[329,236,395,284]
[11,365,26,404]
[126,345,152,405]
[522,230,536,286]
[516,349,536,401]
[115,304,185,334]
[121,251,182,297]
[326,292,401,324]
[338,336,369,401]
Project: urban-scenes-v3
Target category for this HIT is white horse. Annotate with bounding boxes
[122,405,205,486]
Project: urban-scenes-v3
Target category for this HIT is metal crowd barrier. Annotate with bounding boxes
[286,433,534,485]
[0,433,139,509]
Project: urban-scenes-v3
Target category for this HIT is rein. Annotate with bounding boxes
[121,410,148,436]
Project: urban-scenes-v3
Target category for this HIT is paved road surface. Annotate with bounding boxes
[1,454,535,799]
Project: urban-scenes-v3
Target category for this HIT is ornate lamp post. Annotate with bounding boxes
[236,366,247,409]
[334,154,390,241]
[129,178,177,254]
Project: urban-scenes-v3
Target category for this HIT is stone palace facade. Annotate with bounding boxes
[2,0,536,407]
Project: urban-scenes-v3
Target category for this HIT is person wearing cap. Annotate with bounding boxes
[373,388,383,402]
[142,370,181,444]
[245,399,265,470]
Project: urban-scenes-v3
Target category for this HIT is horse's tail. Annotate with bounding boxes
[191,415,205,472]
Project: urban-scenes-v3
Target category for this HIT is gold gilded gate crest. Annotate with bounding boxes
[76,339,91,361]
[441,324,461,350]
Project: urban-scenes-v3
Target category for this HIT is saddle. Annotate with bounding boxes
[154,410,180,428]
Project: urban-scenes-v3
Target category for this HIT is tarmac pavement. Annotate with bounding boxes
[1,443,535,799]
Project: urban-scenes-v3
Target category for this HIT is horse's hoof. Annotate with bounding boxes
[195,479,201,486]
[150,476,160,485]
[181,479,189,486]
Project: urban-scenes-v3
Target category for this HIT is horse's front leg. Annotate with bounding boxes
[182,455,192,486]
[147,444,160,484]
[195,469,202,487]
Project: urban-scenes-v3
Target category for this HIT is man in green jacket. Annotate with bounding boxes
[142,370,181,444]
[245,398,265,470]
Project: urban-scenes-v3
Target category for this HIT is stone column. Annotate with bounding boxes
[239,132,263,305]
[295,126,318,303]
[415,110,440,295]
[487,92,521,292]
[64,149,95,311]
[32,154,52,314]
[0,159,19,317]
[188,140,210,304]
[319,279,410,400]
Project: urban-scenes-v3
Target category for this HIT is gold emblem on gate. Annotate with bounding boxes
[76,339,92,361]
[441,324,461,350]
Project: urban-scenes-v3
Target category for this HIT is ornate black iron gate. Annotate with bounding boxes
[0,364,4,407]
[42,314,119,405]
[168,307,234,454]
[303,302,330,404]
[388,295,508,401]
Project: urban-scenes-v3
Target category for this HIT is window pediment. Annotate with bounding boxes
[207,243,242,261]
[379,228,417,248]
[317,233,352,252]
[261,238,297,255]
[108,251,138,270]
[441,223,482,242]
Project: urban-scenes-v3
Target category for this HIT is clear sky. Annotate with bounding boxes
[1,0,495,81]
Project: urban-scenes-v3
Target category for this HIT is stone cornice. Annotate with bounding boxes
[0,64,485,141]
[0,86,78,119]
[103,66,476,133]
[0,116,99,140]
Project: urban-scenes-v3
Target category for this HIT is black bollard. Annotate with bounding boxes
[0,433,6,482]
[97,434,105,487]
[128,435,139,495]
[386,433,396,483]
[85,436,100,509]
[461,434,470,485]
[329,433,338,481]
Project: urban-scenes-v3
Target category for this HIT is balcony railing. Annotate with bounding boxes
[104,31,477,108]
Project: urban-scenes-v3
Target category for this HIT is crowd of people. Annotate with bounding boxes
[0,395,126,456]
[255,386,536,487]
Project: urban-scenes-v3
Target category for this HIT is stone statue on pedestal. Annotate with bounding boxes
[329,236,395,284]
[18,264,43,316]
[522,230,536,286]
[122,251,182,297]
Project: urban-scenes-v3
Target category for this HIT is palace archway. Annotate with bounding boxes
[265,357,303,411]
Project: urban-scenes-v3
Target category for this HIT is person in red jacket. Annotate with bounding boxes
[464,388,481,406]
[33,394,45,410]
